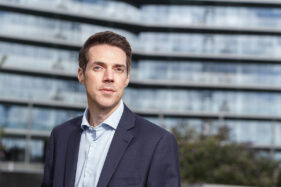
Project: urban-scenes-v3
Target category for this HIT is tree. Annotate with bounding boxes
[172,125,281,187]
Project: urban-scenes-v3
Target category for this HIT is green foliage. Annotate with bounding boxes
[172,125,281,187]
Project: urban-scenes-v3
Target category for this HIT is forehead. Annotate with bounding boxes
[87,44,127,65]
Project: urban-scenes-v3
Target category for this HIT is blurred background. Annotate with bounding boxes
[0,0,281,186]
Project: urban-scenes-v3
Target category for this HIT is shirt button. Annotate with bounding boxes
[86,169,92,175]
[91,143,96,148]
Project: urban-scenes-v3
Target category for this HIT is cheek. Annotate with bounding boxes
[85,74,99,85]
[118,83,128,90]
[85,79,98,92]
[121,77,129,87]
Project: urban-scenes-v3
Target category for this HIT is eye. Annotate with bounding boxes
[93,65,103,71]
[115,66,125,73]
[117,67,123,72]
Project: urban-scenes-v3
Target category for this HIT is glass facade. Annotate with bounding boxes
[139,33,281,57]
[1,10,281,57]
[0,10,138,48]
[0,73,86,103]
[0,104,81,130]
[0,0,280,166]
[0,42,78,68]
[2,0,281,29]
[1,137,44,162]
[141,5,281,28]
[125,88,281,115]
[162,118,281,146]
[133,60,281,86]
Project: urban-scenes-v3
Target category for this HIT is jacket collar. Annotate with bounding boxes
[97,105,136,187]
[64,116,83,187]
[63,105,136,187]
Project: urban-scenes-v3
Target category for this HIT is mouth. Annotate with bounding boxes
[99,88,115,94]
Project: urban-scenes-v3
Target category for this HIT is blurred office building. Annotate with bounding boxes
[0,0,281,184]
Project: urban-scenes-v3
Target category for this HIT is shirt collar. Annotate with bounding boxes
[81,100,124,130]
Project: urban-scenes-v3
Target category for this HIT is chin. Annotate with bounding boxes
[96,98,121,110]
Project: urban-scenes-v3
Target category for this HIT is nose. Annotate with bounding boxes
[103,69,114,83]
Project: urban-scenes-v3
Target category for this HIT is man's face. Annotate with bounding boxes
[78,44,130,110]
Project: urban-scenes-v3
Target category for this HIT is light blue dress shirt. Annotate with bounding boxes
[74,101,124,187]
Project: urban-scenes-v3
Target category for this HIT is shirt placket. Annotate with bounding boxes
[83,127,97,187]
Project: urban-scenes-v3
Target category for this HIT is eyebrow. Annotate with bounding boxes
[90,61,126,68]
[114,64,126,68]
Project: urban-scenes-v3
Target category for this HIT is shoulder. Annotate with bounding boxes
[134,115,166,133]
[51,115,83,136]
[133,113,177,143]
[123,105,170,136]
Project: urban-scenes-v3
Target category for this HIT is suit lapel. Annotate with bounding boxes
[97,106,135,187]
[64,117,83,187]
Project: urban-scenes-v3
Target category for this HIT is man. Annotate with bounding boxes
[42,31,181,187]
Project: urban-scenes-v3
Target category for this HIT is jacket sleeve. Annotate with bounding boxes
[146,132,181,187]
[41,131,55,187]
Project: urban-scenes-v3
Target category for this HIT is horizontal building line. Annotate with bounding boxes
[1,96,281,121]
[1,33,280,63]
[133,49,281,63]
[252,144,281,151]
[3,129,281,152]
[1,1,281,35]
[127,0,281,7]
[3,129,281,151]
[147,25,281,36]
[0,33,81,50]
[0,162,43,174]
[0,66,77,80]
[0,96,86,110]
[4,128,50,138]
[1,145,280,175]
[134,109,281,121]
[2,66,281,92]
[129,79,281,92]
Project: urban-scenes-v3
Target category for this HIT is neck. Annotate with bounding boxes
[88,101,121,127]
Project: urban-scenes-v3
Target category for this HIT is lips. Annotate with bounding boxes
[99,88,115,94]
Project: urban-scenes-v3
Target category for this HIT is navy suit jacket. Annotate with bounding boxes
[41,105,181,187]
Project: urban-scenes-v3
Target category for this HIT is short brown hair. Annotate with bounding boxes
[79,31,132,73]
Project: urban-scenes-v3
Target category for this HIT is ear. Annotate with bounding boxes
[77,67,85,84]
[125,73,130,87]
